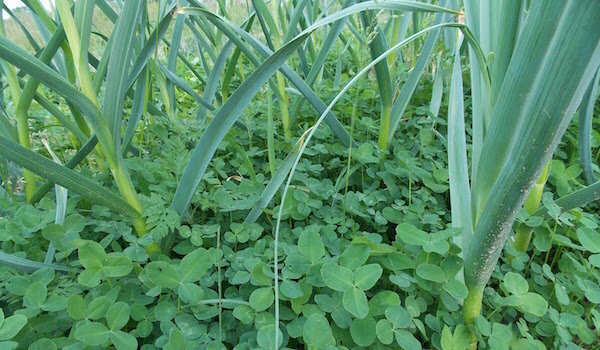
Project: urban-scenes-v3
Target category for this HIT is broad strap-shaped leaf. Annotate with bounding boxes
[0,250,75,273]
[103,0,143,150]
[360,3,393,150]
[0,109,16,141]
[0,35,116,164]
[196,12,254,122]
[250,0,280,50]
[468,1,524,204]
[125,7,174,91]
[464,0,484,187]
[198,10,354,147]
[157,63,214,110]
[166,11,186,116]
[196,38,234,121]
[57,0,98,104]
[0,136,139,219]
[429,53,443,118]
[27,84,87,143]
[387,0,454,142]
[288,0,355,123]
[122,68,148,154]
[244,136,303,223]
[41,139,68,265]
[282,0,309,42]
[533,180,600,218]
[447,33,472,255]
[15,23,67,136]
[465,0,600,290]
[486,1,522,109]
[186,17,217,65]
[30,136,98,205]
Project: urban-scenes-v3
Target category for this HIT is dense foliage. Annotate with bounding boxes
[0,1,599,349]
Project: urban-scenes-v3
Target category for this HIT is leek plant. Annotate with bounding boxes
[0,1,31,200]
[445,2,600,347]
[359,0,456,152]
[249,0,292,140]
[0,0,175,250]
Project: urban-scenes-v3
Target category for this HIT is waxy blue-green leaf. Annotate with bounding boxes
[157,63,214,111]
[0,29,115,164]
[244,138,302,223]
[0,250,75,273]
[29,135,98,205]
[103,0,142,150]
[0,136,138,219]
[447,33,472,254]
[166,11,186,116]
[170,8,313,216]
[388,0,453,142]
[125,8,175,91]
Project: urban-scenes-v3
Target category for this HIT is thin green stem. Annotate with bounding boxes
[267,94,275,177]
[217,227,222,344]
[341,91,358,253]
[276,72,291,140]
[378,104,391,151]
[485,304,502,321]
[0,3,32,199]
[512,224,533,253]
[463,285,484,349]
[544,220,558,263]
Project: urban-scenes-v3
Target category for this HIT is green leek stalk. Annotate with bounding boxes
[29,0,90,137]
[271,0,291,140]
[56,0,106,171]
[387,14,401,68]
[277,72,292,140]
[0,2,33,199]
[360,8,393,151]
[462,3,600,349]
[463,285,483,348]
[150,62,175,118]
[267,94,276,177]
[56,0,99,107]
[56,0,153,250]
[512,162,551,252]
[378,104,392,150]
